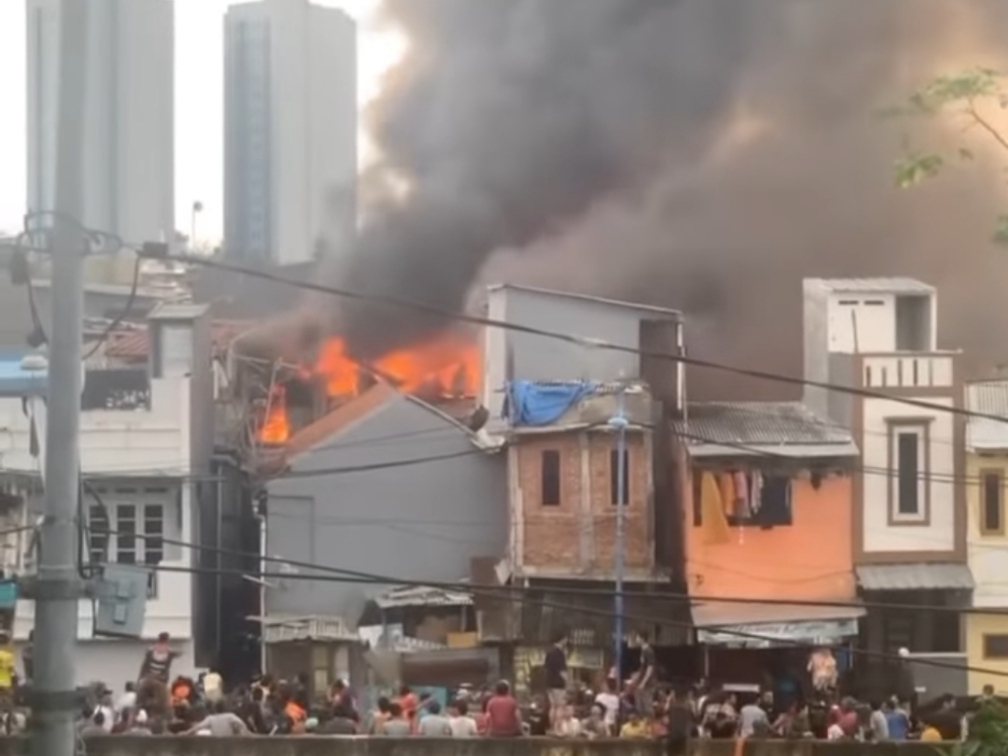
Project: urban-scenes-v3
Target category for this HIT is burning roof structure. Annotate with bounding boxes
[232,325,484,453]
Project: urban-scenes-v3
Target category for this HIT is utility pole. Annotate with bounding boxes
[33,2,90,755]
[609,388,628,690]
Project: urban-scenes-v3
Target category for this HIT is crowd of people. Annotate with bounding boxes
[1,629,998,741]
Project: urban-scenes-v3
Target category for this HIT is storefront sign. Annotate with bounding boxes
[697,617,859,648]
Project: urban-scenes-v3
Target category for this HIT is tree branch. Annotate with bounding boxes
[967,99,1008,152]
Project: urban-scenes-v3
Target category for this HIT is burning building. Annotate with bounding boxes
[234,325,484,451]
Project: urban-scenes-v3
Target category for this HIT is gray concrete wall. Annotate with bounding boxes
[484,286,680,419]
[266,395,507,623]
[0,736,957,756]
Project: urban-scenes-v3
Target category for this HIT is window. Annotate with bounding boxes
[88,504,109,565]
[889,421,929,523]
[116,505,136,565]
[982,471,1004,535]
[692,470,792,528]
[897,433,919,514]
[541,450,561,506]
[984,634,1008,659]
[610,448,630,506]
[86,487,174,598]
[144,505,164,566]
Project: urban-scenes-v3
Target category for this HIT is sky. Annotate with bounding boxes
[0,0,402,242]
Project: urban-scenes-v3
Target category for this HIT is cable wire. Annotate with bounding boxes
[165,252,1008,427]
[81,253,142,361]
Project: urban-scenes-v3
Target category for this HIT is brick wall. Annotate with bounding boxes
[516,431,652,574]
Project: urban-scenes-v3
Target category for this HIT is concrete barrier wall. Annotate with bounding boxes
[0,737,959,756]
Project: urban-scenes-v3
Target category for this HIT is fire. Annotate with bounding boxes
[256,331,481,446]
[259,385,291,445]
[315,332,480,399]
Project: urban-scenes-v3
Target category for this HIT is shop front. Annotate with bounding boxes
[692,602,864,700]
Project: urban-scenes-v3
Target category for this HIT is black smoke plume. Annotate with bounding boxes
[334,0,1008,397]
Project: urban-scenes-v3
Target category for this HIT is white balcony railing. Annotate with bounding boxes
[862,354,954,389]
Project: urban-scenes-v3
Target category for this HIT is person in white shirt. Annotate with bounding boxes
[594,677,620,735]
[203,669,223,704]
[114,682,137,725]
[94,689,115,734]
[554,704,583,738]
[448,700,478,738]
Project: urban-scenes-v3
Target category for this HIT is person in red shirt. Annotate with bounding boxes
[485,680,522,737]
[396,685,419,733]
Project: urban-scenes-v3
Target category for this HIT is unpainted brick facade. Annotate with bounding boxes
[513,431,653,575]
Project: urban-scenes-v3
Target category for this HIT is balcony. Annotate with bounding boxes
[861,353,955,389]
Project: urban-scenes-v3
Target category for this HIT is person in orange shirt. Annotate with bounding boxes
[170,677,192,708]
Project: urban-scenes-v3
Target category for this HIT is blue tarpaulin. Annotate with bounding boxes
[507,380,596,426]
[0,350,47,397]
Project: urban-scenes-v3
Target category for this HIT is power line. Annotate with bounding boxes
[82,252,142,361]
[166,252,1007,428]
[99,555,1008,679]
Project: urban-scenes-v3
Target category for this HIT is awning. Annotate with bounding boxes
[692,602,865,648]
[856,564,975,591]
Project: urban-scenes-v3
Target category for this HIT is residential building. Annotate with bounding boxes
[261,382,506,696]
[803,278,969,697]
[224,0,357,266]
[964,380,1008,694]
[0,303,214,691]
[27,0,174,248]
[674,401,860,685]
[481,285,687,693]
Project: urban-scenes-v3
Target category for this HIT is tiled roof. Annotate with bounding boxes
[808,277,934,294]
[675,402,853,447]
[103,320,254,359]
[856,564,974,591]
[966,380,1008,450]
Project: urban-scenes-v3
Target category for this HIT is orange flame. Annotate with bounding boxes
[256,331,481,446]
[259,385,291,444]
[315,332,480,399]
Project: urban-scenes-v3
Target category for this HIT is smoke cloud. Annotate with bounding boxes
[335,0,1008,397]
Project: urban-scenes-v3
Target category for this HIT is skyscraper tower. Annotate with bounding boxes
[224,0,357,267]
[26,0,175,249]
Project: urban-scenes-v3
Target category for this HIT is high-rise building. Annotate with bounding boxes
[26,0,175,249]
[224,0,357,267]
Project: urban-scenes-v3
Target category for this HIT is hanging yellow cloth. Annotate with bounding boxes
[718,473,735,515]
[701,471,732,545]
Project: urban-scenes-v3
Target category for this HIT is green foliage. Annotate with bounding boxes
[890,68,1008,244]
[895,153,944,188]
[993,215,1008,246]
[909,68,1001,113]
[963,700,1008,756]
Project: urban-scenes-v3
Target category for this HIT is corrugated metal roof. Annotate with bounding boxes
[486,283,682,317]
[675,402,853,446]
[809,277,935,294]
[856,564,974,591]
[375,584,473,609]
[966,381,1008,450]
[691,601,865,629]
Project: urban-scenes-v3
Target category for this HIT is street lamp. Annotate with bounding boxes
[191,201,204,250]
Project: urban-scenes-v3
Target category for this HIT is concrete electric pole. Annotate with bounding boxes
[609,388,628,688]
[33,1,90,754]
